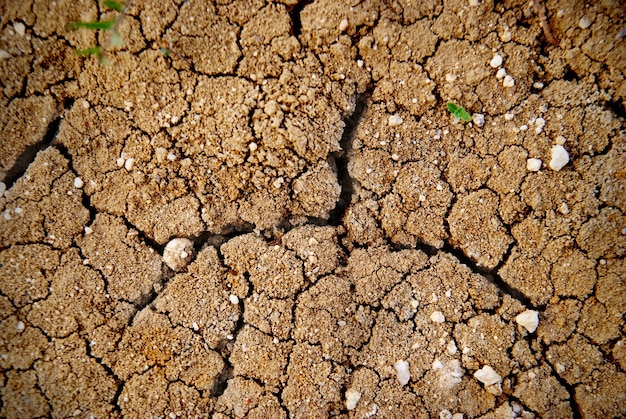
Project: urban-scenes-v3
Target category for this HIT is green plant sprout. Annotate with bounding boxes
[68,0,130,65]
[446,102,472,123]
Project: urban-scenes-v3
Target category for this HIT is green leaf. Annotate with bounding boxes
[103,0,125,12]
[160,47,171,57]
[75,46,103,56]
[446,102,472,122]
[68,19,116,31]
[110,30,124,47]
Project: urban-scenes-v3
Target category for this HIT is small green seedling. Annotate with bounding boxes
[68,0,129,65]
[446,102,472,123]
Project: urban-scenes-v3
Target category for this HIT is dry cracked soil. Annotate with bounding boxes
[0,0,625,418]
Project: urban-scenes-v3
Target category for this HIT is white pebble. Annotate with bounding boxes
[430,311,445,323]
[116,157,125,167]
[163,238,194,271]
[249,142,258,152]
[503,75,515,87]
[579,16,592,29]
[3,211,11,220]
[534,117,546,134]
[13,22,26,37]
[496,68,507,79]
[339,18,349,32]
[167,153,177,161]
[452,414,464,419]
[555,135,567,145]
[447,340,458,355]
[345,388,361,410]
[14,207,22,214]
[388,114,404,127]
[432,358,443,371]
[490,54,503,68]
[124,158,135,171]
[192,321,199,331]
[0,49,9,59]
[549,145,569,171]
[273,177,284,189]
[229,294,239,304]
[16,321,25,331]
[504,113,515,121]
[515,310,539,333]
[474,365,502,387]
[533,81,544,89]
[74,177,84,188]
[472,113,485,127]
[440,410,452,419]
[526,158,542,171]
[395,360,411,386]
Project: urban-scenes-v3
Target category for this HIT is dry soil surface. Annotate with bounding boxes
[1,0,625,418]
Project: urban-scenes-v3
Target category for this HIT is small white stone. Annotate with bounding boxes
[16,321,25,331]
[533,81,544,89]
[345,388,361,410]
[273,177,284,189]
[472,113,485,127]
[496,68,507,79]
[549,145,569,171]
[339,18,349,32]
[430,311,445,323]
[14,207,22,214]
[391,153,400,161]
[84,226,93,235]
[432,358,443,371]
[452,414,464,419]
[0,49,10,59]
[229,294,239,304]
[534,117,546,134]
[388,114,404,127]
[490,54,503,68]
[167,153,177,161]
[559,202,570,215]
[395,360,411,386]
[163,238,194,271]
[116,157,125,167]
[579,16,592,29]
[3,211,11,220]
[13,22,26,37]
[526,158,542,172]
[503,75,515,87]
[74,177,84,188]
[474,365,502,387]
[555,135,567,145]
[468,0,480,6]
[515,310,539,333]
[504,113,514,121]
[192,322,199,331]
[440,410,452,419]
[124,158,135,171]
[447,340,458,355]
[249,142,258,152]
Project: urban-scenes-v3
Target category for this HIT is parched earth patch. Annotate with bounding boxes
[1,0,625,418]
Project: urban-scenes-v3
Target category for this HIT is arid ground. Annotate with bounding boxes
[1,0,625,417]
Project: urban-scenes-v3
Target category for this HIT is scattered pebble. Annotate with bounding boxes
[504,113,514,121]
[555,135,567,145]
[533,81,544,89]
[249,142,258,152]
[13,22,26,37]
[167,153,177,161]
[14,207,22,214]
[549,145,569,171]
[339,18,349,32]
[273,177,284,189]
[124,158,135,171]
[526,158,542,172]
[515,310,539,333]
[440,410,452,419]
[503,75,515,87]
[388,114,404,127]
[0,49,10,59]
[3,211,11,220]
[74,177,84,188]
[472,113,485,127]
[474,365,503,395]
[395,360,411,386]
[163,238,195,271]
[229,294,239,304]
[559,202,570,215]
[579,16,592,29]
[345,388,361,410]
[496,68,507,79]
[192,321,199,331]
[16,321,25,331]
[490,54,503,68]
[534,117,545,134]
[447,340,458,355]
[430,311,446,323]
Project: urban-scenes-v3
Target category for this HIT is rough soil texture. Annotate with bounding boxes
[1,0,625,418]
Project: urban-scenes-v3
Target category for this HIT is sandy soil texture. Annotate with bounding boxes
[1,0,625,417]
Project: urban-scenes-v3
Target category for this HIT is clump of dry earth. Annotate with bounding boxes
[0,0,625,417]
